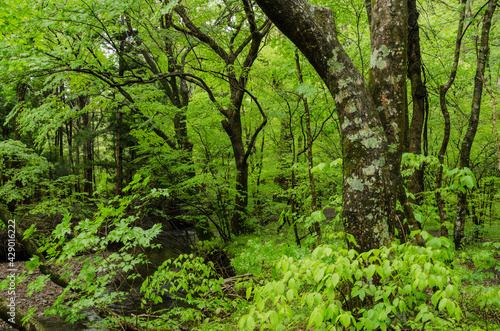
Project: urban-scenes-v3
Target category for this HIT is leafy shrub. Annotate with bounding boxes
[239,241,462,330]
[140,254,235,330]
[230,237,309,276]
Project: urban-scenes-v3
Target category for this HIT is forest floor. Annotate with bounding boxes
[0,257,86,330]
[0,223,499,330]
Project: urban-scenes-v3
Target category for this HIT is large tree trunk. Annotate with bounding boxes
[455,0,496,249]
[255,0,425,251]
[254,0,407,251]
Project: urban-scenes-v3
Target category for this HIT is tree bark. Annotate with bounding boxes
[295,50,321,245]
[435,0,467,238]
[81,111,93,198]
[254,0,418,251]
[115,109,123,196]
[406,0,427,205]
[455,0,496,249]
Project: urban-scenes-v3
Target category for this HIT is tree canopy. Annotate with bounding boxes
[0,0,500,329]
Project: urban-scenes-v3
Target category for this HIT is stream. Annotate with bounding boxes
[36,228,197,331]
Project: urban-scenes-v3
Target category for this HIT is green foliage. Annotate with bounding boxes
[0,139,51,203]
[446,167,477,193]
[35,177,163,323]
[239,243,463,330]
[140,254,235,330]
[230,237,309,276]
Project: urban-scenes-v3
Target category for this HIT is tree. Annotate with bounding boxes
[254,0,423,251]
[455,0,497,249]
[406,0,428,206]
[167,1,271,235]
[435,0,468,238]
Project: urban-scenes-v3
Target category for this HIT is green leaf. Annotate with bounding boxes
[269,310,279,326]
[331,273,340,287]
[438,298,448,311]
[306,293,315,307]
[246,315,255,330]
[314,267,325,283]
[276,281,285,294]
[312,162,328,173]
[365,264,376,279]
[337,313,351,327]
[23,224,36,240]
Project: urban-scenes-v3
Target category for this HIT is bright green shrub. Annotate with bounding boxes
[239,241,462,330]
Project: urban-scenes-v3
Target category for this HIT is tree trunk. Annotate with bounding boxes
[295,50,321,245]
[455,0,496,249]
[406,0,427,205]
[115,109,123,196]
[222,118,249,235]
[79,98,93,198]
[0,296,47,331]
[435,0,467,238]
[172,3,270,236]
[255,0,424,251]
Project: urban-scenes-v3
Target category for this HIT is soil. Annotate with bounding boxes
[0,258,86,330]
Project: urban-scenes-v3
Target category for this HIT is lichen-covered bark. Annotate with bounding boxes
[254,0,407,251]
[455,0,497,249]
[368,0,412,240]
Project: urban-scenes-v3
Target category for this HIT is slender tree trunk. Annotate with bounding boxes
[66,120,74,175]
[482,61,500,174]
[75,141,81,194]
[254,133,266,220]
[436,0,467,238]
[406,0,427,205]
[455,0,496,249]
[79,98,93,198]
[295,50,321,245]
[115,110,123,196]
[222,119,249,235]
[58,126,64,160]
[291,167,300,246]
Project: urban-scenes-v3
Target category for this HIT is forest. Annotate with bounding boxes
[0,0,499,330]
